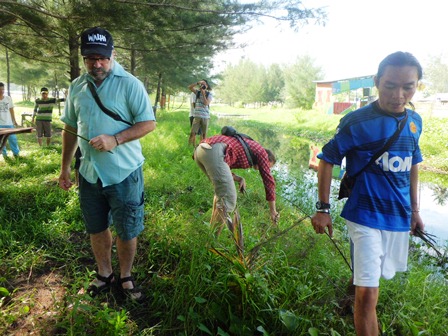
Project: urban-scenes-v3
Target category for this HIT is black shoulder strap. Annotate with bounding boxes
[235,134,257,167]
[352,113,408,178]
[196,90,209,101]
[237,133,254,141]
[87,81,133,126]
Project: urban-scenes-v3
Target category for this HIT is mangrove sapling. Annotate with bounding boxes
[413,227,445,259]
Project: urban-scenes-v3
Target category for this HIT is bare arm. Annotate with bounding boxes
[410,164,424,234]
[311,159,334,236]
[200,89,212,106]
[316,160,333,203]
[89,120,156,152]
[232,173,246,193]
[268,200,279,225]
[188,82,198,93]
[58,124,78,190]
[32,102,38,121]
[189,81,211,105]
[9,107,18,126]
[197,80,212,106]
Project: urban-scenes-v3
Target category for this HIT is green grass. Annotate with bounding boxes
[14,100,35,108]
[0,106,447,335]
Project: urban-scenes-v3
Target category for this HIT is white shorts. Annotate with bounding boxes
[346,220,409,287]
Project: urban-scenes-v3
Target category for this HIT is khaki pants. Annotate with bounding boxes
[195,142,244,253]
[194,142,237,217]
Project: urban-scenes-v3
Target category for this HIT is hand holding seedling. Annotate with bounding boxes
[238,178,246,194]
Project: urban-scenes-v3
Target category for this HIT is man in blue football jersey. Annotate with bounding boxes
[311,51,425,336]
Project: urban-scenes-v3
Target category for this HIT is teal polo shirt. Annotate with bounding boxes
[62,61,155,186]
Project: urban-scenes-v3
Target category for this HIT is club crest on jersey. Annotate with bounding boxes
[376,152,412,172]
[409,121,417,134]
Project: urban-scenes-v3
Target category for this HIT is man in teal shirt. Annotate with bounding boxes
[58,27,156,302]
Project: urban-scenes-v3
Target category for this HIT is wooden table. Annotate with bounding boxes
[0,127,34,153]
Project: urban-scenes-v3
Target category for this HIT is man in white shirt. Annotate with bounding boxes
[0,82,20,158]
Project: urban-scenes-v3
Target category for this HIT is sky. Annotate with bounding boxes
[214,0,447,80]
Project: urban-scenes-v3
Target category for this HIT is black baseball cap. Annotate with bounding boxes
[81,27,114,57]
[41,87,49,93]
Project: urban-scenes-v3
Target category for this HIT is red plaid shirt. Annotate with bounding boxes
[202,135,276,201]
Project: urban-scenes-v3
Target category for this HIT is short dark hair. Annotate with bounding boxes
[202,79,212,90]
[265,149,276,164]
[0,82,4,87]
[377,51,423,80]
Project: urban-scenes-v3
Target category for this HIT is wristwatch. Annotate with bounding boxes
[316,201,330,214]
[315,201,331,210]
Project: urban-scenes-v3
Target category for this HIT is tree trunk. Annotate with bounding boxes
[68,30,80,82]
[153,72,162,117]
[130,48,136,75]
[6,48,11,96]
[161,86,166,109]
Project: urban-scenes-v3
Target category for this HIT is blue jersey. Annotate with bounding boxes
[318,102,423,232]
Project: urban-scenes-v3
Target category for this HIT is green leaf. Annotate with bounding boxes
[279,309,299,331]
[330,329,342,336]
[0,287,10,297]
[408,322,420,336]
[217,327,230,336]
[256,325,270,336]
[20,305,30,314]
[308,327,319,336]
[194,296,207,304]
[198,323,213,335]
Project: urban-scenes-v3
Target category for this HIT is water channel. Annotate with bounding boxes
[216,118,448,246]
[278,167,448,245]
[418,184,448,243]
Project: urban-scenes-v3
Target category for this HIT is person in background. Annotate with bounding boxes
[32,87,66,146]
[0,82,20,159]
[189,91,196,126]
[58,27,156,302]
[189,91,201,136]
[188,79,212,147]
[194,133,279,236]
[311,51,425,335]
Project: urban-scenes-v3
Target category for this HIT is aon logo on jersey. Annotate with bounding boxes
[376,152,412,172]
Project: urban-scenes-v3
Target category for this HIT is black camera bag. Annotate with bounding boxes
[221,126,257,167]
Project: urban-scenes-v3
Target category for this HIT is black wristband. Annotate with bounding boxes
[316,201,331,210]
[113,134,120,146]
